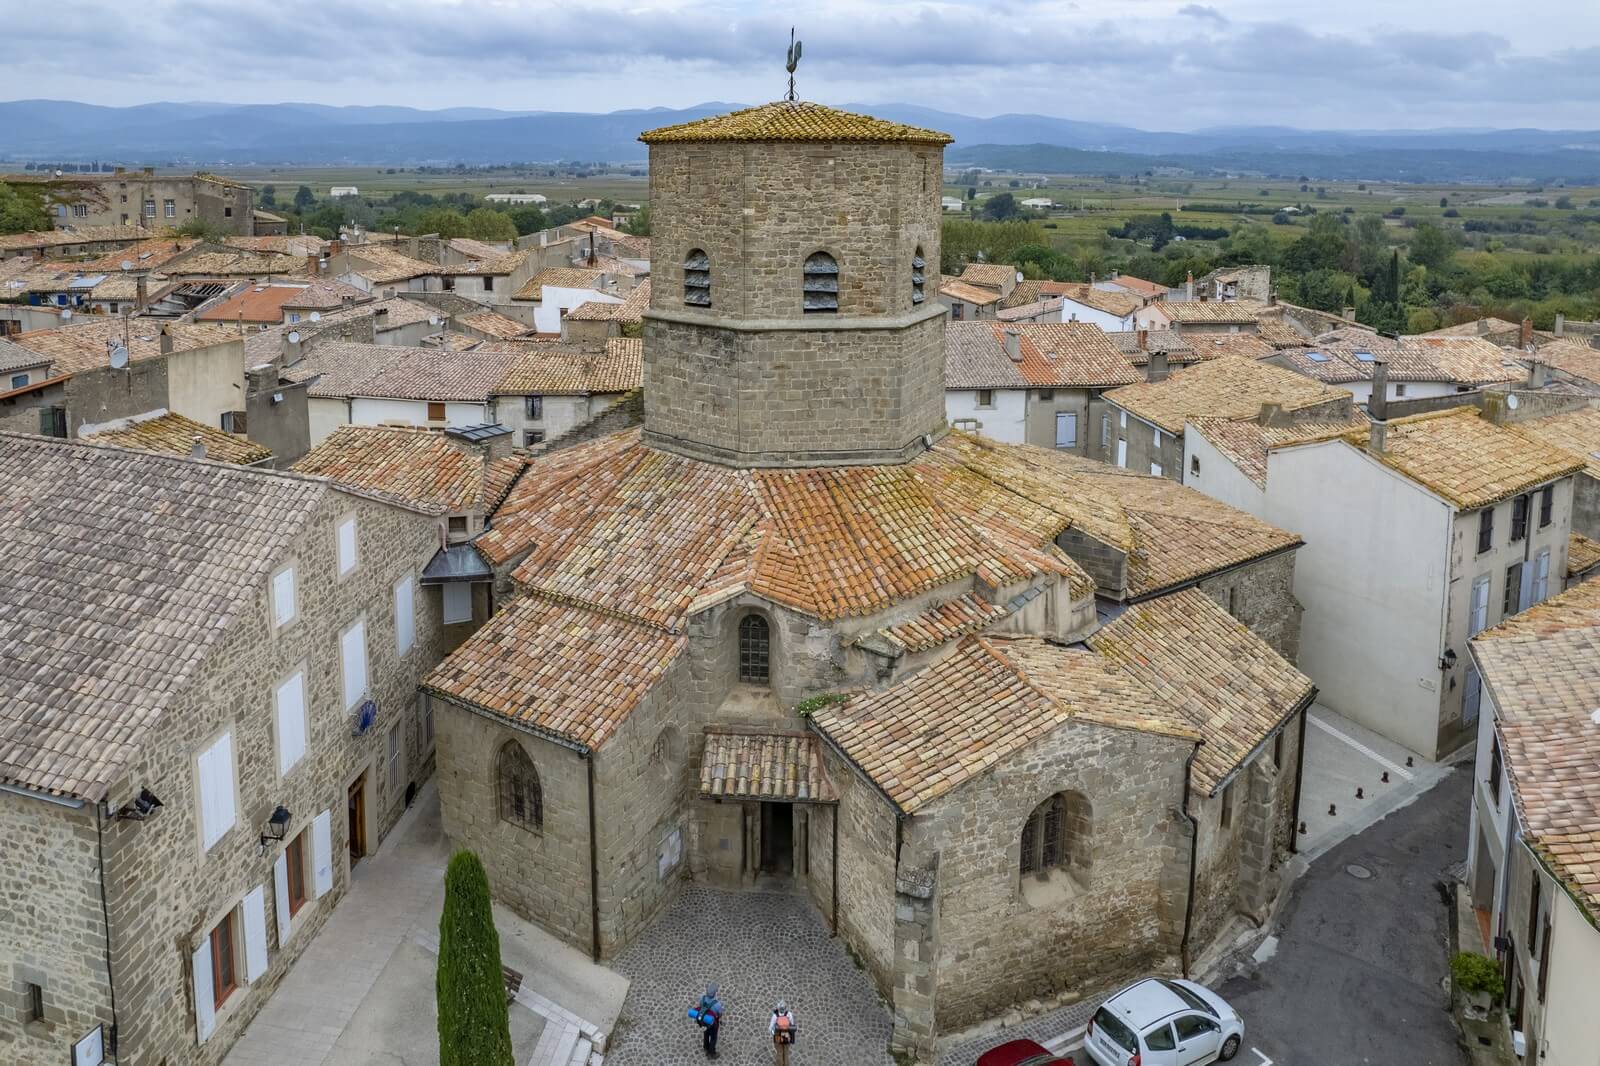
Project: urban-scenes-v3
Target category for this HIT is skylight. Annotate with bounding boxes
[1355,350,1376,362]
[1306,351,1330,363]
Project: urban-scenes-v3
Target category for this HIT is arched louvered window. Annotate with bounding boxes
[684,248,711,308]
[803,251,838,314]
[912,247,927,306]
[1020,791,1091,883]
[497,742,543,833]
[738,614,771,684]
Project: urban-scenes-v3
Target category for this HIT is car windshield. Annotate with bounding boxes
[1160,980,1216,1017]
[1092,1007,1138,1052]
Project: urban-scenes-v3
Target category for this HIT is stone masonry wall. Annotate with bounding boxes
[88,488,447,1066]
[814,745,899,999]
[1194,549,1304,663]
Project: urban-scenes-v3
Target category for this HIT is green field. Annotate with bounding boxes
[223,166,648,207]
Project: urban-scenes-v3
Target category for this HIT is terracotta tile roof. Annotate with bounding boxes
[81,237,198,272]
[458,308,532,339]
[351,347,522,404]
[996,298,1063,322]
[1342,408,1583,510]
[1189,414,1370,489]
[1534,339,1600,386]
[1058,285,1141,318]
[1155,300,1266,325]
[700,729,836,802]
[566,280,650,323]
[515,266,607,302]
[1101,275,1167,299]
[197,283,317,323]
[1501,406,1600,480]
[1106,355,1353,434]
[82,411,272,465]
[997,280,1073,310]
[1315,326,1393,347]
[1108,330,1196,363]
[0,337,50,373]
[639,101,952,146]
[344,244,439,284]
[221,234,326,257]
[1419,317,1521,338]
[441,247,533,277]
[959,263,1020,290]
[280,340,407,398]
[1253,318,1311,348]
[938,279,1002,306]
[0,225,150,252]
[1405,337,1525,385]
[422,594,684,751]
[945,322,1140,390]
[1471,577,1600,919]
[279,278,372,310]
[1181,333,1278,361]
[0,433,327,800]
[292,424,527,515]
[867,592,1007,653]
[814,588,1308,810]
[13,319,242,376]
[492,337,642,395]
[1568,533,1600,579]
[168,249,311,279]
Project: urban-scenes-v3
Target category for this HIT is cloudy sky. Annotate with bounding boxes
[6,0,1598,129]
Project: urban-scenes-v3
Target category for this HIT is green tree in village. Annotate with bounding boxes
[981,192,1022,222]
[259,184,277,208]
[464,207,517,242]
[437,850,514,1066]
[1407,222,1455,273]
[508,205,547,236]
[622,204,651,236]
[0,181,50,234]
[417,208,469,239]
[293,184,316,211]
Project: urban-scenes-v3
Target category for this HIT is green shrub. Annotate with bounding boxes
[1450,952,1504,1000]
[437,850,514,1066]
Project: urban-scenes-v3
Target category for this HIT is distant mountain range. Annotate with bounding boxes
[4,99,1599,182]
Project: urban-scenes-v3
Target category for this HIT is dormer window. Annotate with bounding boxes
[912,248,926,306]
[684,249,711,307]
[803,251,838,314]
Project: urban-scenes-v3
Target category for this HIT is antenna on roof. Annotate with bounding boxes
[785,28,803,102]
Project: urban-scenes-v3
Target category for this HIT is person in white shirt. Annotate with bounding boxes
[769,1000,797,1065]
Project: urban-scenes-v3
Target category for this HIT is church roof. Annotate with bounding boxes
[638,101,952,146]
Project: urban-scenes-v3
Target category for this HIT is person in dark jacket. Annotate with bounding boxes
[696,982,724,1057]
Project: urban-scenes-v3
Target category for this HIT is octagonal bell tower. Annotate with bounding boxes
[639,101,952,467]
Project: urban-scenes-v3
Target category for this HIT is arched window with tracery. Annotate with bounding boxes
[684,248,711,307]
[497,741,543,833]
[912,247,927,306]
[1019,791,1091,882]
[803,251,839,314]
[738,614,771,684]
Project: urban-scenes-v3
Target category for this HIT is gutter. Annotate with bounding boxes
[585,752,601,963]
[1179,741,1203,978]
[1289,699,1310,856]
[95,804,121,1057]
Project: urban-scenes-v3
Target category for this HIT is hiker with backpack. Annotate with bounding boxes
[769,1000,798,1066]
[689,982,724,1058]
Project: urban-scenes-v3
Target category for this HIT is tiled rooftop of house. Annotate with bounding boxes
[440,247,533,277]
[700,729,836,802]
[0,337,50,373]
[1567,533,1600,579]
[0,225,152,251]
[998,279,1074,310]
[1418,317,1522,338]
[515,266,607,301]
[81,410,272,465]
[1180,333,1278,361]
[566,280,650,322]
[1154,300,1266,325]
[1503,406,1600,479]
[1471,576,1600,920]
[1058,284,1142,318]
[81,236,198,272]
[343,244,439,284]
[12,319,243,376]
[1108,330,1195,363]
[1189,414,1372,489]
[279,278,372,310]
[638,100,952,145]
[0,433,326,800]
[1272,336,1521,386]
[292,424,527,515]
[166,248,312,279]
[812,587,1310,812]
[1100,274,1167,299]
[959,262,1021,291]
[938,279,1002,306]
[1534,339,1600,385]
[1105,355,1353,433]
[1342,407,1584,510]
[196,282,318,323]
[945,321,1140,389]
[457,307,532,339]
[348,346,522,404]
[491,337,643,395]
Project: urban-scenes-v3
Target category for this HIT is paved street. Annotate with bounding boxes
[1217,763,1470,1066]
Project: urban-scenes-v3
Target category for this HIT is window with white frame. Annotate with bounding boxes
[10,373,28,389]
[192,888,268,1043]
[274,671,307,775]
[1532,548,1550,603]
[340,619,368,709]
[393,574,415,655]
[336,516,358,576]
[1152,426,1162,448]
[442,582,473,625]
[164,199,176,218]
[271,566,296,628]
[1150,461,1164,477]
[196,731,237,851]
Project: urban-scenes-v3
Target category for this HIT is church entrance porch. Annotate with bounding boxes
[695,729,836,893]
[760,802,795,878]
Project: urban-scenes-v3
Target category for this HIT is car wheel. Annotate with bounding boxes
[1219,1035,1241,1061]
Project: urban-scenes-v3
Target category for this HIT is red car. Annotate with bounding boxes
[977,1038,1076,1066]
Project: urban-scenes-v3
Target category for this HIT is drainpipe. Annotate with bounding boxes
[831,805,840,936]
[1179,741,1203,978]
[1289,705,1309,856]
[585,752,600,963]
[95,804,121,1057]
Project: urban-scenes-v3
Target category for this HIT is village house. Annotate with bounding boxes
[482,336,642,448]
[438,247,538,304]
[1463,577,1600,1065]
[0,225,152,262]
[2,170,253,234]
[418,100,1315,1059]
[79,409,275,465]
[1136,299,1266,335]
[1094,272,1168,302]
[1193,265,1272,303]
[1188,399,1579,759]
[512,267,620,334]
[937,276,1002,320]
[1103,354,1355,479]
[1498,404,1600,587]
[1265,336,1523,406]
[944,321,1138,450]
[0,432,450,1066]
[561,280,650,343]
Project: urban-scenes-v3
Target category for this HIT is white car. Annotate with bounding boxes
[1083,978,1244,1066]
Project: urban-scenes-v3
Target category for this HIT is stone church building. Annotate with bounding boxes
[425,101,1315,1057]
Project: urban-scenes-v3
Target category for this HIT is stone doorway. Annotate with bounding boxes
[347,773,368,865]
[760,802,795,877]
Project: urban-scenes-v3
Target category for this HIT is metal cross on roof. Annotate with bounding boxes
[785,28,803,102]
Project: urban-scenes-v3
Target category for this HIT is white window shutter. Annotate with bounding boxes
[341,621,367,709]
[192,939,215,1042]
[272,567,295,626]
[311,810,333,898]
[442,582,472,624]
[394,575,415,655]
[275,672,306,775]
[198,732,236,851]
[337,517,358,575]
[273,853,291,947]
[242,886,269,982]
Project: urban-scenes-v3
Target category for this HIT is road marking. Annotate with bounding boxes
[1252,1049,1274,1065]
[1309,714,1416,781]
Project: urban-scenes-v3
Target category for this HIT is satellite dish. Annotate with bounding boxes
[287,330,301,343]
[309,311,321,322]
[428,315,442,326]
[120,260,133,272]
[60,309,72,320]
[109,344,129,370]
[1016,271,1025,283]
[1506,394,1520,410]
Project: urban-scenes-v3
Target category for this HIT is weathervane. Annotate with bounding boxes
[785,28,803,102]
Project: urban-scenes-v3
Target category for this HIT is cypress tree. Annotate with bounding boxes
[437,850,514,1066]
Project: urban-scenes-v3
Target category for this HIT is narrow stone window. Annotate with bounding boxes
[497,742,543,833]
[738,614,771,684]
[684,248,711,307]
[912,247,926,306]
[803,251,839,314]
[1020,791,1091,883]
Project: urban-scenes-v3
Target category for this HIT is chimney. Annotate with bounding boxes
[1367,420,1387,456]
[1369,360,1389,421]
[1089,271,1097,285]
[1342,307,1356,322]
[282,330,303,364]
[189,435,206,460]
[245,363,277,393]
[135,273,148,311]
[328,239,343,258]
[1477,318,1490,335]
[1137,328,1148,352]
[1267,289,1277,307]
[1520,317,1534,350]
[1003,328,1023,362]
[1257,402,1285,427]
[159,327,173,356]
[1148,350,1169,383]
[1528,360,1549,389]
[1110,269,1120,280]
[409,236,419,259]
[341,295,356,311]
[373,307,388,321]
[1554,312,1565,336]
[1185,272,1194,301]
